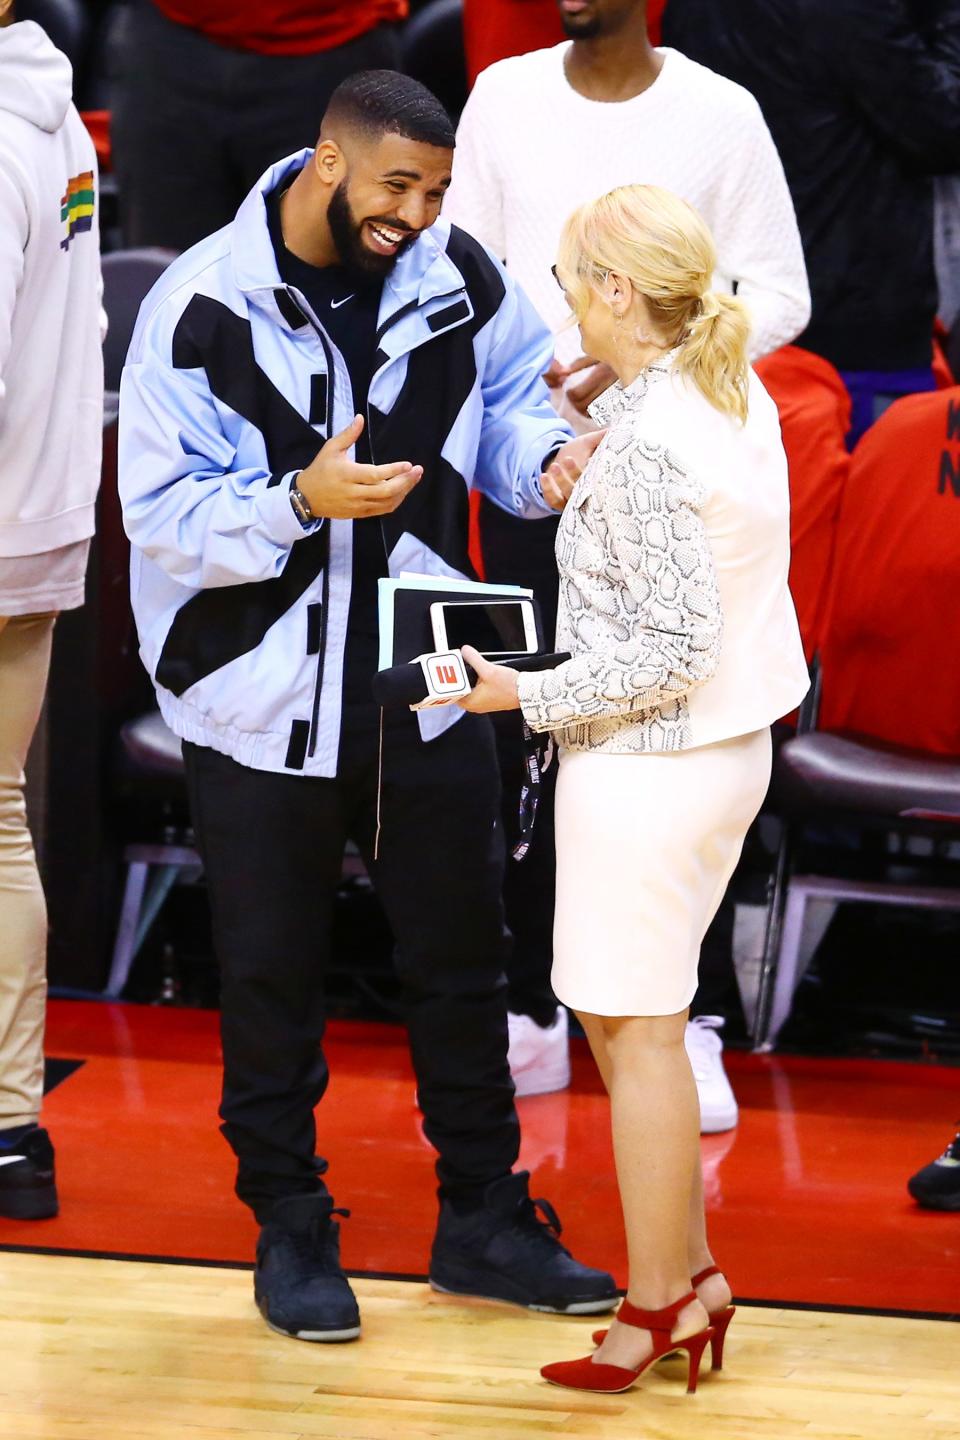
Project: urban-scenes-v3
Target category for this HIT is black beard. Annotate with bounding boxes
[560,6,604,38]
[327,180,417,279]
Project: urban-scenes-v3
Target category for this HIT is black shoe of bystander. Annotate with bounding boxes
[429,1170,618,1314]
[907,1131,960,1211]
[254,1194,361,1341]
[0,1125,58,1220]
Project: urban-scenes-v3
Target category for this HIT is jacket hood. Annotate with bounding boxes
[0,20,73,133]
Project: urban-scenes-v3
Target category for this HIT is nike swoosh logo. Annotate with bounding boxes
[330,295,355,310]
[0,1154,25,1167]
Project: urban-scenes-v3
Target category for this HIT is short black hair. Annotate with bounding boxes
[322,69,456,151]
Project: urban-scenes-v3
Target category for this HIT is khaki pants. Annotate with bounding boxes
[0,613,55,1131]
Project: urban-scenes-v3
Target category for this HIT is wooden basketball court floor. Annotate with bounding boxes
[1,1001,958,1439]
[1,1251,958,1440]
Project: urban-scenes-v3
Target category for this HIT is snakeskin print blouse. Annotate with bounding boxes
[516,356,724,753]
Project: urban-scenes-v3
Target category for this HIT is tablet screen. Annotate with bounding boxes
[440,601,533,655]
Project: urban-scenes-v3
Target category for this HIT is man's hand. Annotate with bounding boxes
[457,646,521,713]
[541,429,606,511]
[552,355,617,416]
[542,356,568,390]
[297,414,423,519]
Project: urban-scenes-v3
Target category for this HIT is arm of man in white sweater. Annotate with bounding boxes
[444,71,507,260]
[711,90,811,360]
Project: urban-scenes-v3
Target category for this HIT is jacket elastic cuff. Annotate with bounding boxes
[259,470,324,545]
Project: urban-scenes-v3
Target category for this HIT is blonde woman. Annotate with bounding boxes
[459,184,809,1396]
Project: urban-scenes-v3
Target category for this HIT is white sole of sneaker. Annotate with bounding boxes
[263,1317,362,1343]
[512,1070,572,1098]
[699,1107,739,1134]
[429,1279,618,1315]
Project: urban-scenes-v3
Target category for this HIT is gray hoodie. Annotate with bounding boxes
[0,20,103,559]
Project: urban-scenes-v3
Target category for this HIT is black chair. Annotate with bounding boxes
[101,247,177,392]
[75,0,129,111]
[18,0,90,71]
[105,711,200,999]
[105,713,371,999]
[754,706,960,1050]
[98,248,191,995]
[401,0,467,118]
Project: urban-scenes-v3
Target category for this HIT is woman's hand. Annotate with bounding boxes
[457,645,521,713]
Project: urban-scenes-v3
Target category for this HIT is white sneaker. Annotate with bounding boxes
[685,1015,739,1134]
[508,1007,571,1097]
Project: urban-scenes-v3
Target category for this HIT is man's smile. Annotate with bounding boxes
[365,220,413,255]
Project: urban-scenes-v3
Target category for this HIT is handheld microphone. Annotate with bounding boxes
[372,650,570,710]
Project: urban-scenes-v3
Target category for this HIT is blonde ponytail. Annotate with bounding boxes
[677,289,751,424]
[556,185,753,423]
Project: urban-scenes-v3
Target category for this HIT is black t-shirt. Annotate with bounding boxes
[266,187,387,760]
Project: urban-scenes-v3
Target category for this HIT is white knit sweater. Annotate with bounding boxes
[445,45,810,366]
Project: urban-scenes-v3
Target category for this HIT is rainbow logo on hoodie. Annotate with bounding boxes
[60,171,94,251]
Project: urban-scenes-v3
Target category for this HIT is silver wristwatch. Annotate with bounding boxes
[289,473,314,527]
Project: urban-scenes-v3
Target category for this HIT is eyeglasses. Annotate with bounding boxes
[551,262,609,292]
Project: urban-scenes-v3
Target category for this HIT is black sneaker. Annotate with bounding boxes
[0,1125,58,1220]
[254,1194,361,1341]
[429,1171,618,1314]
[907,1131,960,1211]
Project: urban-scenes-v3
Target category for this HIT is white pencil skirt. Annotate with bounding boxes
[551,728,773,1017]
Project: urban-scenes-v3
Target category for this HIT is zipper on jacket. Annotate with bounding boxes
[365,284,468,578]
[365,397,391,844]
[308,551,331,760]
[299,301,335,761]
[297,283,467,764]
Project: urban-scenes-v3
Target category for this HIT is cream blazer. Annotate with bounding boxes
[517,355,809,752]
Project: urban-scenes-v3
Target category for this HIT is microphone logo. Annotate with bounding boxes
[424,651,470,698]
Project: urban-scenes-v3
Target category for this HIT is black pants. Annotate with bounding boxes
[183,710,519,1223]
[479,498,741,1026]
[480,499,562,1026]
[112,1,402,251]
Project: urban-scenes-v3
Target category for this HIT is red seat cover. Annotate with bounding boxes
[818,386,960,756]
[754,346,851,663]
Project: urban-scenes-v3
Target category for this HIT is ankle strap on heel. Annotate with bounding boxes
[616,1290,698,1341]
[692,1265,722,1287]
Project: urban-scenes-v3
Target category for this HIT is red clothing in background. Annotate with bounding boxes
[754,346,851,664]
[463,0,665,85]
[818,387,960,756]
[150,0,408,55]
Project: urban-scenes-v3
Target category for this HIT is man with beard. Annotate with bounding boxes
[118,69,614,1343]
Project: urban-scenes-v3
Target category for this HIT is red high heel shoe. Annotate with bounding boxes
[591,1265,736,1371]
[540,1290,713,1395]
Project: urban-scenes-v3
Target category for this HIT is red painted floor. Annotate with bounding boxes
[2,1000,957,1315]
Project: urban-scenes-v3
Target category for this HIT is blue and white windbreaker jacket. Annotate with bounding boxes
[119,152,571,777]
